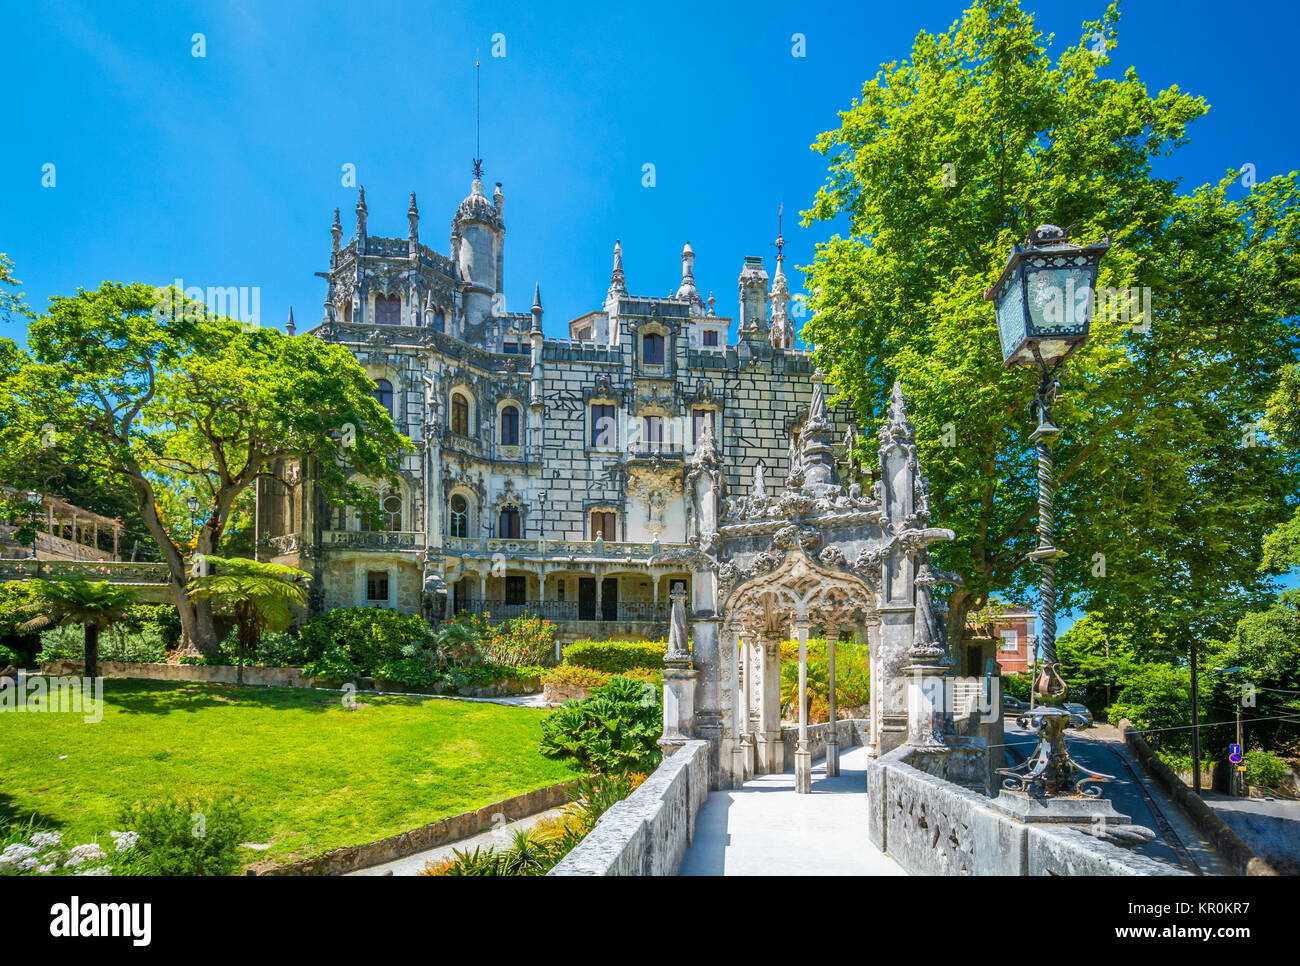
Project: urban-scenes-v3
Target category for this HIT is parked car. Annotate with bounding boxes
[1002,694,1030,711]
[1064,702,1093,728]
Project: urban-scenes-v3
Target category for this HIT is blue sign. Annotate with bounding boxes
[1228,743,1243,764]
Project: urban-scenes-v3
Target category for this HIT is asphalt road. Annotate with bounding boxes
[1002,716,1228,873]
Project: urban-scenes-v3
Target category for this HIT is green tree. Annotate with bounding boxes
[187,556,309,686]
[1212,590,1300,754]
[0,282,412,654]
[800,0,1300,662]
[17,579,139,678]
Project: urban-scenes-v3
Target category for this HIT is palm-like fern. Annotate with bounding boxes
[17,579,139,678]
[187,556,309,685]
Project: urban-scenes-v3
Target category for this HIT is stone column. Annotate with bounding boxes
[794,614,812,794]
[755,633,784,774]
[825,625,840,777]
[728,625,745,788]
[740,631,755,780]
[479,571,486,603]
[659,587,698,757]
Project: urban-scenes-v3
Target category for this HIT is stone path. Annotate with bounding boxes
[347,806,564,876]
[678,745,906,876]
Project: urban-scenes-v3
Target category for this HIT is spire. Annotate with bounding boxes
[408,191,419,234]
[330,207,342,256]
[530,283,543,332]
[472,51,483,180]
[286,306,295,336]
[355,186,367,239]
[769,206,792,349]
[677,241,701,306]
[707,291,715,316]
[607,239,627,302]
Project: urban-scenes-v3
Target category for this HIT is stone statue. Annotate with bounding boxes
[753,461,767,501]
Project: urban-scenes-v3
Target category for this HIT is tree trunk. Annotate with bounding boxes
[945,586,976,676]
[84,623,99,679]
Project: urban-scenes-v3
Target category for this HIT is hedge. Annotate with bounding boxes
[563,639,666,673]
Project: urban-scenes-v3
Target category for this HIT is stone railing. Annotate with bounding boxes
[451,598,673,624]
[0,560,170,584]
[866,745,1187,876]
[321,530,425,551]
[440,535,688,561]
[548,740,710,876]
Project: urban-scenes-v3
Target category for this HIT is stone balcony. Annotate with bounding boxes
[320,530,425,551]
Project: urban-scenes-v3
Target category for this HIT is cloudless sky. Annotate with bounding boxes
[3,0,1299,630]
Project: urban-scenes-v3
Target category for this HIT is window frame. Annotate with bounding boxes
[591,404,617,449]
[366,570,390,603]
[451,392,470,436]
[500,405,520,446]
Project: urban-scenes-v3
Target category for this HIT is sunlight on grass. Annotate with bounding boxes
[1,680,572,864]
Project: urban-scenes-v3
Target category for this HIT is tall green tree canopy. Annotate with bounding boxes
[0,282,412,653]
[800,0,1300,652]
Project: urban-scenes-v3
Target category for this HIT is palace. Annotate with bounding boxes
[261,176,858,642]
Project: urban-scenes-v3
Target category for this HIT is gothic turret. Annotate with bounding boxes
[769,248,793,349]
[286,306,296,336]
[677,241,703,312]
[330,207,342,263]
[355,186,368,243]
[738,256,769,341]
[452,174,505,340]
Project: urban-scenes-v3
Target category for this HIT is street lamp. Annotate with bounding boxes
[185,496,200,536]
[987,224,1112,799]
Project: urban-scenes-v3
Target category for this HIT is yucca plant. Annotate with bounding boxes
[18,579,139,678]
[187,556,309,686]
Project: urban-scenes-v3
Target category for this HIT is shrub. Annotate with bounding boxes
[481,614,557,667]
[541,664,612,689]
[564,639,665,674]
[300,608,438,679]
[1002,672,1033,701]
[219,628,309,667]
[118,794,255,876]
[36,622,168,664]
[1243,749,1293,790]
[539,675,662,775]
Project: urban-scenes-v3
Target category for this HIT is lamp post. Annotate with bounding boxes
[986,223,1113,799]
[1214,665,1245,797]
[185,496,199,536]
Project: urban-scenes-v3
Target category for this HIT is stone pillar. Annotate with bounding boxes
[728,625,745,788]
[479,571,486,603]
[740,632,755,780]
[755,633,784,774]
[794,614,812,794]
[825,625,840,777]
[659,587,698,757]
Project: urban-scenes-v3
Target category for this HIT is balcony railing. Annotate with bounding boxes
[440,536,688,560]
[450,598,676,624]
[321,530,425,550]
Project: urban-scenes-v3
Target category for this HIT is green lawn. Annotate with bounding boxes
[1,680,573,865]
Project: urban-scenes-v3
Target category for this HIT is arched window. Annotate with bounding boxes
[373,379,394,417]
[643,332,665,365]
[433,312,445,333]
[451,393,470,436]
[449,494,469,538]
[382,492,402,531]
[500,405,520,446]
[499,506,521,539]
[376,295,402,325]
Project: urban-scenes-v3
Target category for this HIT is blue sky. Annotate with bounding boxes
[3,0,1297,344]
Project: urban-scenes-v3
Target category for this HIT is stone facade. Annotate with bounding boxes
[263,180,855,641]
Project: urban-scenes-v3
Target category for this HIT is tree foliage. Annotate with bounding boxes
[799,0,1300,654]
[0,282,412,652]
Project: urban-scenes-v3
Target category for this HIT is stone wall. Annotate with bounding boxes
[867,746,1187,876]
[780,718,867,765]
[548,739,710,876]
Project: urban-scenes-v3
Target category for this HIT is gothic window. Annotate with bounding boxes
[591,404,616,448]
[449,494,469,538]
[590,510,616,541]
[343,301,353,323]
[575,327,591,342]
[503,341,520,354]
[433,312,445,332]
[642,332,665,365]
[504,575,525,605]
[500,406,520,446]
[703,329,719,347]
[382,492,402,531]
[693,408,714,444]
[366,570,390,602]
[451,392,470,436]
[498,506,521,539]
[373,378,394,417]
[643,415,665,445]
[376,295,402,325]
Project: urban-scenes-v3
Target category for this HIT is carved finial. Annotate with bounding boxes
[356,186,368,237]
[286,306,295,336]
[608,239,627,301]
[677,241,701,305]
[707,291,715,316]
[532,283,542,311]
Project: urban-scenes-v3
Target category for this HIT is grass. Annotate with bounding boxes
[0,679,573,866]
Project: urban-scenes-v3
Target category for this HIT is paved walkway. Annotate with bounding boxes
[347,807,564,876]
[678,745,905,876]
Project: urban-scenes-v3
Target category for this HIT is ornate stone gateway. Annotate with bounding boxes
[657,373,960,792]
